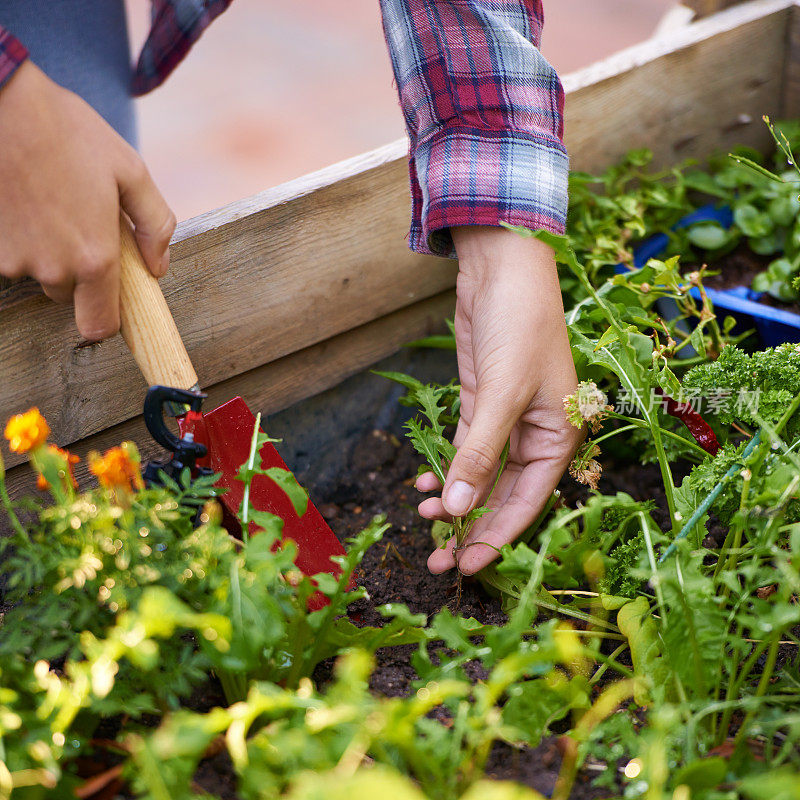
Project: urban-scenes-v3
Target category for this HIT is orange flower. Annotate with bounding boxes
[89,442,144,492]
[4,408,50,454]
[37,446,80,491]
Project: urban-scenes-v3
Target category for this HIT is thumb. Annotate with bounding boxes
[117,152,176,278]
[442,387,519,517]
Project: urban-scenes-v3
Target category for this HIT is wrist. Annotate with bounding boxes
[452,224,559,284]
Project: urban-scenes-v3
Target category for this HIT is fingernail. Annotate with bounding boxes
[444,480,474,517]
[159,251,170,276]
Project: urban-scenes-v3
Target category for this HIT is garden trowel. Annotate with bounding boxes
[118,215,346,605]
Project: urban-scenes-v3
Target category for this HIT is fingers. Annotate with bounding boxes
[415,471,442,493]
[418,496,452,523]
[73,244,121,341]
[441,387,521,518]
[39,273,75,306]
[117,149,175,278]
[431,450,570,575]
[428,536,457,574]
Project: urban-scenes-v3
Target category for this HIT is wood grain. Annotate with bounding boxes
[0,151,454,468]
[782,3,800,118]
[2,290,455,502]
[119,216,199,390]
[685,0,750,17]
[563,0,792,174]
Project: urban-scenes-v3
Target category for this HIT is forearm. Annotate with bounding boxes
[379,0,569,257]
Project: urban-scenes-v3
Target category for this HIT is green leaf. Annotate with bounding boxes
[687,222,728,250]
[404,334,457,351]
[672,757,728,792]
[683,171,731,199]
[752,271,772,293]
[769,194,800,226]
[729,153,784,183]
[734,203,775,238]
[749,229,785,255]
[617,596,666,705]
[768,257,796,280]
[247,509,284,538]
[502,676,587,747]
[404,418,448,485]
[740,768,800,800]
[287,766,428,800]
[372,370,424,392]
[461,782,547,800]
[264,467,308,517]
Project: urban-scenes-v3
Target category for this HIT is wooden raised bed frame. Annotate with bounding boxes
[1,0,798,498]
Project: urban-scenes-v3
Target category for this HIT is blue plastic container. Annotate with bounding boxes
[627,204,800,346]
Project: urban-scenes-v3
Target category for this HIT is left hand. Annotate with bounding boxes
[416,226,583,575]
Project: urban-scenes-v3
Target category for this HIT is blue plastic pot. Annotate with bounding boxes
[626,204,800,347]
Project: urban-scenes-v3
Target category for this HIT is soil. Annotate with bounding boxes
[84,427,677,799]
[701,245,800,314]
[308,427,671,799]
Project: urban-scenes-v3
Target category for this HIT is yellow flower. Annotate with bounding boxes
[89,442,144,492]
[4,408,50,453]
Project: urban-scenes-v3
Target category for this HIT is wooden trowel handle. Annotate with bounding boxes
[119,215,199,390]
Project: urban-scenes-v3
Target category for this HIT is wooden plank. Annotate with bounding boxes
[653,5,697,38]
[2,290,455,503]
[563,0,793,173]
[781,2,800,118]
[685,0,750,17]
[0,144,456,468]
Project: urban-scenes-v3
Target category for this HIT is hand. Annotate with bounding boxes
[0,61,175,341]
[417,226,583,575]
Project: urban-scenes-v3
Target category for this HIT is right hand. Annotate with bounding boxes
[0,61,175,341]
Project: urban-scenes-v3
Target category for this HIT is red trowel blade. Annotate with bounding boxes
[178,396,347,608]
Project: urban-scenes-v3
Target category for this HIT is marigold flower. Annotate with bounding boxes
[89,442,144,492]
[36,446,80,491]
[4,408,50,453]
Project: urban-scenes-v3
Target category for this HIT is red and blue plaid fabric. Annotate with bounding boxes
[0,26,27,90]
[0,0,567,256]
[130,0,234,95]
[380,0,568,256]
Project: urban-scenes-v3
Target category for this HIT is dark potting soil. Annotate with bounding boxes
[701,245,800,314]
[308,427,672,798]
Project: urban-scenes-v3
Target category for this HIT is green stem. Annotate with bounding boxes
[660,432,762,563]
[718,470,753,593]
[240,413,262,539]
[536,591,621,633]
[686,694,795,761]
[0,455,26,541]
[589,643,632,685]
[713,622,742,744]
[651,424,677,528]
[607,414,708,459]
[719,638,771,737]
[734,636,780,748]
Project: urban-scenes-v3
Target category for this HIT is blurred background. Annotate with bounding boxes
[127,0,676,222]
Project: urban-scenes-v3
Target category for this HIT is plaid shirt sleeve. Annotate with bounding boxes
[379,0,568,258]
[131,0,233,96]
[0,25,28,91]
